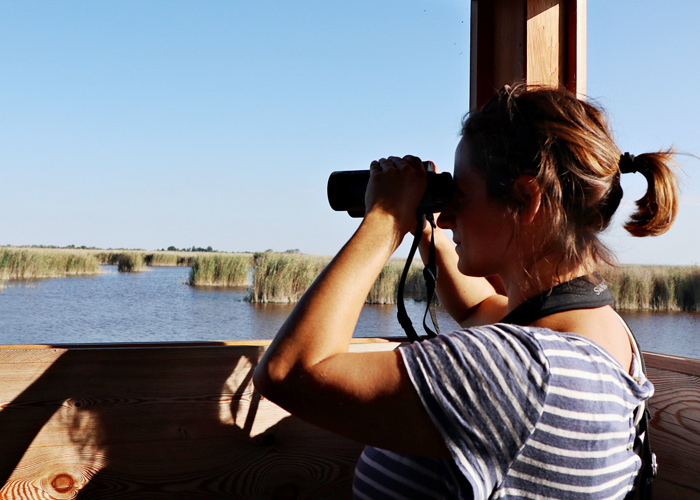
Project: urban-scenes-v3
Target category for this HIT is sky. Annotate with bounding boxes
[1,1,698,265]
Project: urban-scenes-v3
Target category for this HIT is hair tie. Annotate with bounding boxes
[619,152,637,174]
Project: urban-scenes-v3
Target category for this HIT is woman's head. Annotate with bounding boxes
[456,84,678,279]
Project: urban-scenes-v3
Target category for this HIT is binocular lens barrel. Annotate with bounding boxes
[327,164,454,218]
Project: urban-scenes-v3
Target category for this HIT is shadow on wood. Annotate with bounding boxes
[1,343,698,499]
[0,341,399,499]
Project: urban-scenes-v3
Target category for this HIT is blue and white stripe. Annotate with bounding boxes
[352,324,652,500]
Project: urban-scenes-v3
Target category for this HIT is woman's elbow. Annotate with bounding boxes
[253,357,303,407]
[253,359,282,402]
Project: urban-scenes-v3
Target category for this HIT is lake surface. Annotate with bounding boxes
[1,266,698,359]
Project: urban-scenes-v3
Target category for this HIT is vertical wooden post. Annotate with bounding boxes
[470,0,586,111]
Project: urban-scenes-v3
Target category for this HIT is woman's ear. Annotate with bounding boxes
[512,175,542,224]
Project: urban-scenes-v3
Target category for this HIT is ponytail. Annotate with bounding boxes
[463,84,682,280]
[621,150,679,237]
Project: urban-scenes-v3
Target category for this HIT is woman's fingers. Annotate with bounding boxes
[365,156,429,233]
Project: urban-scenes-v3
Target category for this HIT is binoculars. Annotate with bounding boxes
[327,161,454,218]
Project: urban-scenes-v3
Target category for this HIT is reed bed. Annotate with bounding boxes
[114,252,147,273]
[250,252,331,303]
[367,259,426,304]
[94,251,147,272]
[3,246,698,311]
[96,250,207,270]
[189,254,253,287]
[145,251,214,267]
[0,248,101,279]
[145,253,183,267]
[98,250,242,268]
[249,253,426,304]
[94,251,120,265]
[604,265,700,311]
[249,256,700,310]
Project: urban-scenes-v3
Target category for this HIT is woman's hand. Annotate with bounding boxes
[365,155,428,237]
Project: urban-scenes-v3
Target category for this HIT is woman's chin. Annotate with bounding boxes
[456,256,491,278]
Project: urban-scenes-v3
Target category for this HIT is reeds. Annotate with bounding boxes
[249,253,426,304]
[249,256,700,309]
[0,248,101,279]
[3,246,699,311]
[115,252,147,273]
[145,253,182,266]
[99,251,196,271]
[250,252,331,303]
[92,251,147,272]
[367,259,426,304]
[188,254,253,287]
[604,265,700,311]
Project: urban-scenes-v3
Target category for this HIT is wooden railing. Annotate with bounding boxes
[1,340,698,499]
[645,352,700,499]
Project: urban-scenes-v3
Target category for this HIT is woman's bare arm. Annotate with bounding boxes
[253,157,449,457]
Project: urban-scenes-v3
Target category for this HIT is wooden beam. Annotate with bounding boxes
[0,341,400,498]
[470,0,586,110]
[470,0,526,110]
[644,352,700,500]
[0,343,697,498]
[526,0,563,88]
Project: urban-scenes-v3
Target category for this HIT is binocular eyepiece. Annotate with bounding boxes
[327,161,454,218]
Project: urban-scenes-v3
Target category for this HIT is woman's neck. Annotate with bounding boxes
[501,260,594,314]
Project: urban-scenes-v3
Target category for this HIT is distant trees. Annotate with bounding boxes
[164,246,215,252]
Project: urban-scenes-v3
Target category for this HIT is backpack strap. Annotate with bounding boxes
[619,316,657,500]
[500,275,656,500]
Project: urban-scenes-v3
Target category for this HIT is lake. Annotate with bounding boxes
[1,265,698,359]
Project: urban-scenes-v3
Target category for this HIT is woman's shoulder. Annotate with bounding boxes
[399,323,552,389]
[441,322,550,361]
[402,323,644,386]
[500,325,654,397]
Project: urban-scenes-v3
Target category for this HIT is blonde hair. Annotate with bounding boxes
[462,84,678,274]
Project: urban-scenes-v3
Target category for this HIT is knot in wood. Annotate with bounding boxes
[51,473,75,493]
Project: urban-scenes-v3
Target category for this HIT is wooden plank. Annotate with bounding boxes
[0,341,400,499]
[0,337,393,351]
[644,352,700,499]
[1,343,697,498]
[566,0,586,97]
[526,0,563,87]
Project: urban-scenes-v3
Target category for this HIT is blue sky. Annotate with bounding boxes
[1,1,698,265]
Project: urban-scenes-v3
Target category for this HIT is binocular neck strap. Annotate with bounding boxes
[397,215,440,342]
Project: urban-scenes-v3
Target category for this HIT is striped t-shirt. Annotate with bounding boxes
[353,324,653,500]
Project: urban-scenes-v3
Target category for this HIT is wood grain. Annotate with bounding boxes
[1,344,697,499]
[470,0,585,110]
[0,341,400,499]
[526,0,562,87]
[644,352,700,500]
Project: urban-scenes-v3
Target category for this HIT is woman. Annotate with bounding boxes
[253,85,678,499]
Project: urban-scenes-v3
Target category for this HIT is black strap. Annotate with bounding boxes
[422,213,440,338]
[500,274,614,325]
[397,215,440,342]
[500,275,655,499]
[626,319,657,500]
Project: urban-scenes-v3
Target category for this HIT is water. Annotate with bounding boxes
[1,266,698,359]
[0,266,460,345]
